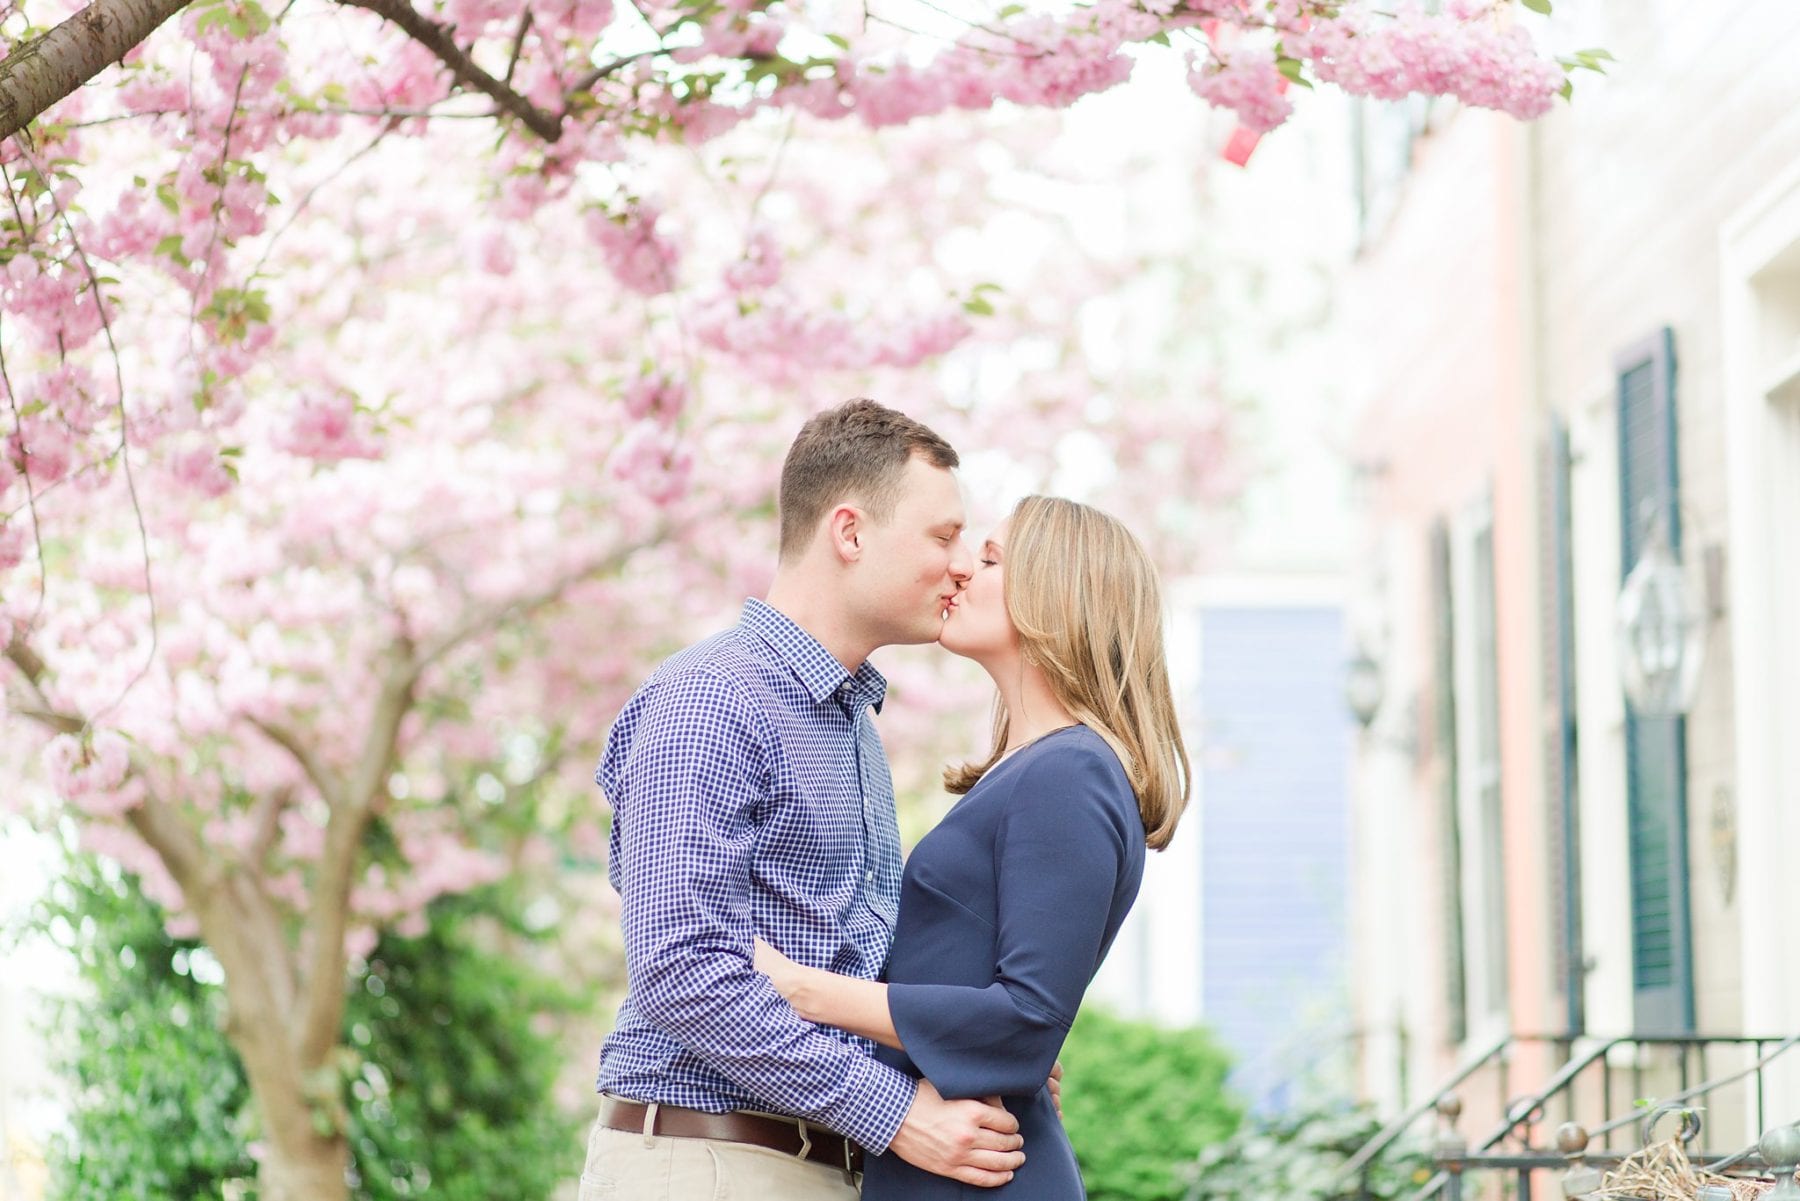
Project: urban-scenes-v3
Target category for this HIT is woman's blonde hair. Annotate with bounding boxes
[944,495,1190,850]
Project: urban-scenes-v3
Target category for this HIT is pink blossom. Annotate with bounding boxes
[3,255,107,353]
[445,0,523,34]
[722,227,782,293]
[117,76,189,116]
[1188,48,1294,134]
[1290,4,1563,120]
[477,227,517,275]
[171,446,235,497]
[991,33,1135,110]
[622,374,686,425]
[875,311,974,367]
[344,926,379,962]
[0,521,27,572]
[554,0,613,40]
[90,191,173,260]
[851,65,952,128]
[349,38,446,110]
[668,99,748,146]
[10,417,76,486]
[198,28,287,105]
[587,205,680,296]
[43,730,142,817]
[610,425,693,506]
[279,395,382,461]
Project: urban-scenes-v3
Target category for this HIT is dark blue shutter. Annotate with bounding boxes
[1615,327,1695,1035]
[1541,418,1584,1035]
[1430,519,1468,1043]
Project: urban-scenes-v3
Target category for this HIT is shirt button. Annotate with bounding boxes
[865,870,875,885]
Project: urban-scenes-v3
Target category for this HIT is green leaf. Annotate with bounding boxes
[1521,0,1552,13]
[193,5,230,35]
[1276,55,1314,89]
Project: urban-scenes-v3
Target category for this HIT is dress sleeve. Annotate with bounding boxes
[885,743,1137,1099]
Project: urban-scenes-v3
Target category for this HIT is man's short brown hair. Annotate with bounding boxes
[778,399,959,560]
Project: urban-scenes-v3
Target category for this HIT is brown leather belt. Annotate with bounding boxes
[597,1096,865,1175]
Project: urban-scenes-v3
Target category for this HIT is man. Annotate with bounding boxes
[581,400,1029,1200]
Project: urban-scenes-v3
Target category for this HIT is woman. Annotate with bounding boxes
[756,494,1189,1200]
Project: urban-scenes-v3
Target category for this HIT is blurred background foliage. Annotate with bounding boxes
[28,849,582,1201]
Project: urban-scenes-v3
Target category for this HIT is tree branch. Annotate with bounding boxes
[5,640,213,893]
[4,641,83,733]
[501,7,530,87]
[0,0,194,141]
[293,649,413,1068]
[249,716,347,809]
[566,47,660,98]
[246,784,296,868]
[334,0,563,141]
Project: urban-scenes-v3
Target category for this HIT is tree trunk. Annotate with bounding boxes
[226,986,352,1201]
[0,0,194,140]
[257,1125,350,1201]
[188,868,354,1201]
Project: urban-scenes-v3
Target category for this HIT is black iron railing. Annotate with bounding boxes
[1342,1031,1800,1201]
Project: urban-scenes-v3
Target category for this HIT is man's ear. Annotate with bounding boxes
[826,504,863,563]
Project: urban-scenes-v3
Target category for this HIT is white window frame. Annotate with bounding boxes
[1720,161,1800,1124]
[1449,494,1509,1047]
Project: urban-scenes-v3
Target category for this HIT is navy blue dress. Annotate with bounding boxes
[865,725,1146,1200]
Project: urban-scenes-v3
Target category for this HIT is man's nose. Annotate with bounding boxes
[948,537,974,584]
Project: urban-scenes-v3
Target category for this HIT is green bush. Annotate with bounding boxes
[34,858,259,1201]
[32,854,583,1201]
[1060,1006,1244,1201]
[1184,1099,1434,1201]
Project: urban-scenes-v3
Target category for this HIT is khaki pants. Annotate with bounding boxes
[577,1115,861,1201]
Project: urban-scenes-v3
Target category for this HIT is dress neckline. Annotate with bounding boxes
[992,722,1085,768]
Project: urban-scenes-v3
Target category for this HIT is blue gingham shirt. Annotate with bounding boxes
[594,599,916,1151]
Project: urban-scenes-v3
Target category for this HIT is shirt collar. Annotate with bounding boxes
[740,598,887,714]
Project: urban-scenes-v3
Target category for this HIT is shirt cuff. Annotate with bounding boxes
[815,1054,917,1154]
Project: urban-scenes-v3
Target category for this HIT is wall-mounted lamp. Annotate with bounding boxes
[1616,503,1710,718]
[1345,647,1385,729]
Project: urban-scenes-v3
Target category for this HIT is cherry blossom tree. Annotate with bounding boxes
[0,2,1586,1197]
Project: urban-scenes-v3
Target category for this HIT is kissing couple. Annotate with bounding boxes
[579,398,1188,1200]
